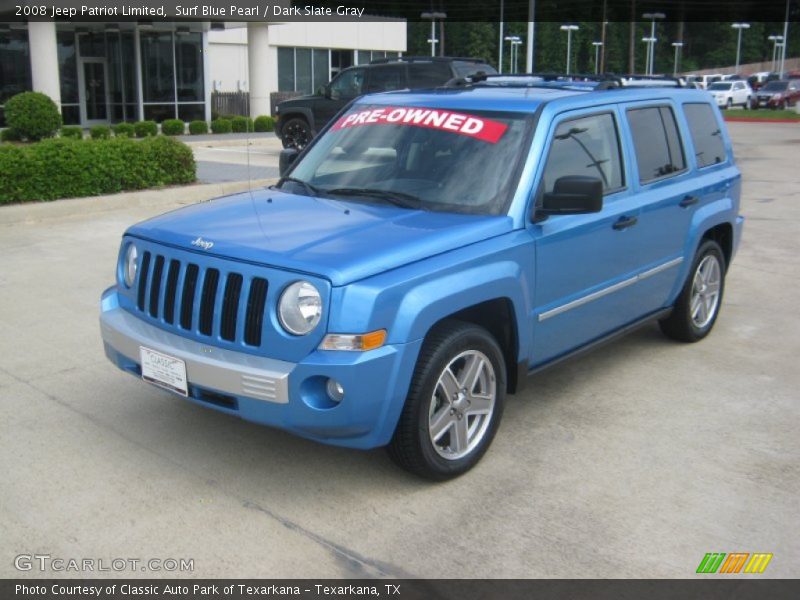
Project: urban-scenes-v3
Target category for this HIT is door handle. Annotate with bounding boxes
[612,216,638,230]
[679,195,700,208]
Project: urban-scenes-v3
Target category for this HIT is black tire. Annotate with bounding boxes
[280,117,313,150]
[387,320,506,481]
[659,240,726,343]
[743,96,751,110]
[726,98,733,109]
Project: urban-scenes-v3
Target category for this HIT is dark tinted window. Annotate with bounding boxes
[683,103,726,168]
[329,67,365,99]
[452,61,497,78]
[627,106,686,183]
[408,62,453,87]
[543,113,624,194]
[364,65,406,93]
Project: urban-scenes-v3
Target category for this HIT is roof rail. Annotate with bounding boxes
[369,56,489,65]
[444,72,684,90]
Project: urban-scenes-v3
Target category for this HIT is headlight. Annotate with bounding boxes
[278,281,322,335]
[123,243,138,288]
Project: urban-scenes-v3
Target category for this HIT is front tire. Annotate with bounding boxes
[387,320,506,480]
[659,240,726,343]
[280,117,313,150]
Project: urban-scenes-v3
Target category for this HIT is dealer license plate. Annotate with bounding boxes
[140,346,188,397]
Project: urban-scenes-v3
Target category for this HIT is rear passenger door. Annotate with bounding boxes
[363,64,408,94]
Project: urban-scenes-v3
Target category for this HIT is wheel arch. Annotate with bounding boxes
[275,107,315,137]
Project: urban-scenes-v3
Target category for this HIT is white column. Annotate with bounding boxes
[27,22,61,108]
[203,30,212,122]
[247,22,270,118]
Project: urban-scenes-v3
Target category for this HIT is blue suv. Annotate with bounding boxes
[100,76,744,479]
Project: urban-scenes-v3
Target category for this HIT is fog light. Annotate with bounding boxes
[325,378,344,403]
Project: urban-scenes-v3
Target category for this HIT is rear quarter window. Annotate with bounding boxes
[626,105,687,183]
[683,103,727,168]
[408,62,454,88]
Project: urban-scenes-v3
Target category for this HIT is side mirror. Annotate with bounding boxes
[318,84,331,98]
[279,148,299,177]
[536,176,603,219]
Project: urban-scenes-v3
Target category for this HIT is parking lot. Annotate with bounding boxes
[0,122,798,578]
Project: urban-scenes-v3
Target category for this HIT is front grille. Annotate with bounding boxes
[136,251,269,347]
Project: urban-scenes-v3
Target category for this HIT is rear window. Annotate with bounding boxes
[408,62,454,88]
[626,106,686,183]
[683,103,727,168]
[452,61,496,78]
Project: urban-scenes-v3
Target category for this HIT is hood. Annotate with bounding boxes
[126,189,513,286]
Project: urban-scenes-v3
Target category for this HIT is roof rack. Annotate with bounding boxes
[444,72,685,90]
[369,56,489,65]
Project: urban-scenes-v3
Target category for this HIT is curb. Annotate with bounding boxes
[0,178,276,226]
[180,136,280,148]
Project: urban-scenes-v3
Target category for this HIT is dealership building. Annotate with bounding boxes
[0,19,406,127]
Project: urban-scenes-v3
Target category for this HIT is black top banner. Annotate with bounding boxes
[1,0,799,23]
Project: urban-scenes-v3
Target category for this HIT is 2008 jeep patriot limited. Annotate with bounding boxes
[101,75,743,480]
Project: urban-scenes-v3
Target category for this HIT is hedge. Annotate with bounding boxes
[254,115,275,132]
[231,116,254,133]
[0,136,196,203]
[113,123,135,138]
[161,119,185,136]
[188,120,208,135]
[4,92,62,141]
[60,126,83,140]
[90,125,111,139]
[134,120,158,138]
[1,128,22,142]
[210,118,232,134]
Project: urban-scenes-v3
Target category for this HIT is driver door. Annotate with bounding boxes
[314,67,366,131]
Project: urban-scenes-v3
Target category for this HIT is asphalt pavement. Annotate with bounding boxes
[0,123,798,578]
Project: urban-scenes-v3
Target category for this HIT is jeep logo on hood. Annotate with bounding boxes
[191,237,214,250]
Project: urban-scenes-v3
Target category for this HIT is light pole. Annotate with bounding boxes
[768,35,784,72]
[731,23,750,74]
[592,42,603,74]
[642,12,666,75]
[498,0,505,72]
[504,35,521,73]
[642,37,657,75]
[421,11,447,57]
[779,0,790,78]
[671,41,684,77]
[512,38,523,73]
[560,25,579,75]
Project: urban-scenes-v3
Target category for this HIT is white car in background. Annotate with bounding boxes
[707,80,752,109]
[686,73,723,89]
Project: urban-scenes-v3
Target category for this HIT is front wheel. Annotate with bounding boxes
[280,117,313,150]
[659,240,726,343]
[387,321,506,480]
[726,98,733,109]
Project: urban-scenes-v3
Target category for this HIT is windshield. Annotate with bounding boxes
[284,104,533,215]
[763,81,788,91]
[709,82,732,91]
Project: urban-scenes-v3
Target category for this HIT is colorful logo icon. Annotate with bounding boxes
[696,552,773,574]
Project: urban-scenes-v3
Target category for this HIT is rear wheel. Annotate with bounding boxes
[280,117,313,150]
[387,320,506,480]
[726,98,733,109]
[659,240,726,343]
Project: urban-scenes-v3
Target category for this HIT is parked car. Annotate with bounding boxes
[707,80,752,109]
[685,74,723,89]
[746,71,777,91]
[751,79,800,109]
[101,79,743,479]
[274,56,496,149]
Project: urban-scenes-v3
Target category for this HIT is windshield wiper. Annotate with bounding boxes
[324,187,423,209]
[276,176,323,198]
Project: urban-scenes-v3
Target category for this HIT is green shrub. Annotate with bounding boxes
[90,125,111,139]
[1,128,21,142]
[0,136,196,203]
[60,126,83,139]
[188,120,208,135]
[210,118,232,134]
[113,123,135,138]
[161,119,185,136]
[231,116,254,133]
[254,115,275,132]
[3,92,62,141]
[134,120,158,138]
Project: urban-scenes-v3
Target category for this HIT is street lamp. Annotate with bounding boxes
[592,41,603,74]
[731,23,750,74]
[671,41,684,77]
[504,36,521,73]
[642,12,665,75]
[560,25,579,75]
[768,35,784,72]
[421,11,447,57]
[642,37,657,74]
[512,37,523,73]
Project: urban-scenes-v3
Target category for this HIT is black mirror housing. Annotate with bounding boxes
[538,176,603,217]
[279,148,299,177]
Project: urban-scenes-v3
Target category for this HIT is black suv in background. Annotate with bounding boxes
[274,56,496,149]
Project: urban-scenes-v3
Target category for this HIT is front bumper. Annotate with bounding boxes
[100,287,421,449]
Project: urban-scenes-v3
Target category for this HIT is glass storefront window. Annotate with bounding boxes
[144,104,176,122]
[313,49,329,91]
[0,28,33,117]
[140,31,175,103]
[57,31,79,104]
[178,104,204,122]
[295,48,312,94]
[176,32,203,102]
[278,47,294,92]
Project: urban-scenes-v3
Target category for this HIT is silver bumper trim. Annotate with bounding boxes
[100,308,293,404]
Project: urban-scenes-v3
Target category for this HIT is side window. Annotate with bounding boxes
[364,65,406,93]
[683,103,727,168]
[329,68,365,99]
[627,106,686,183]
[408,62,453,88]
[542,113,624,194]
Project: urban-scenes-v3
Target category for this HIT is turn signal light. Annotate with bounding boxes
[319,329,387,351]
